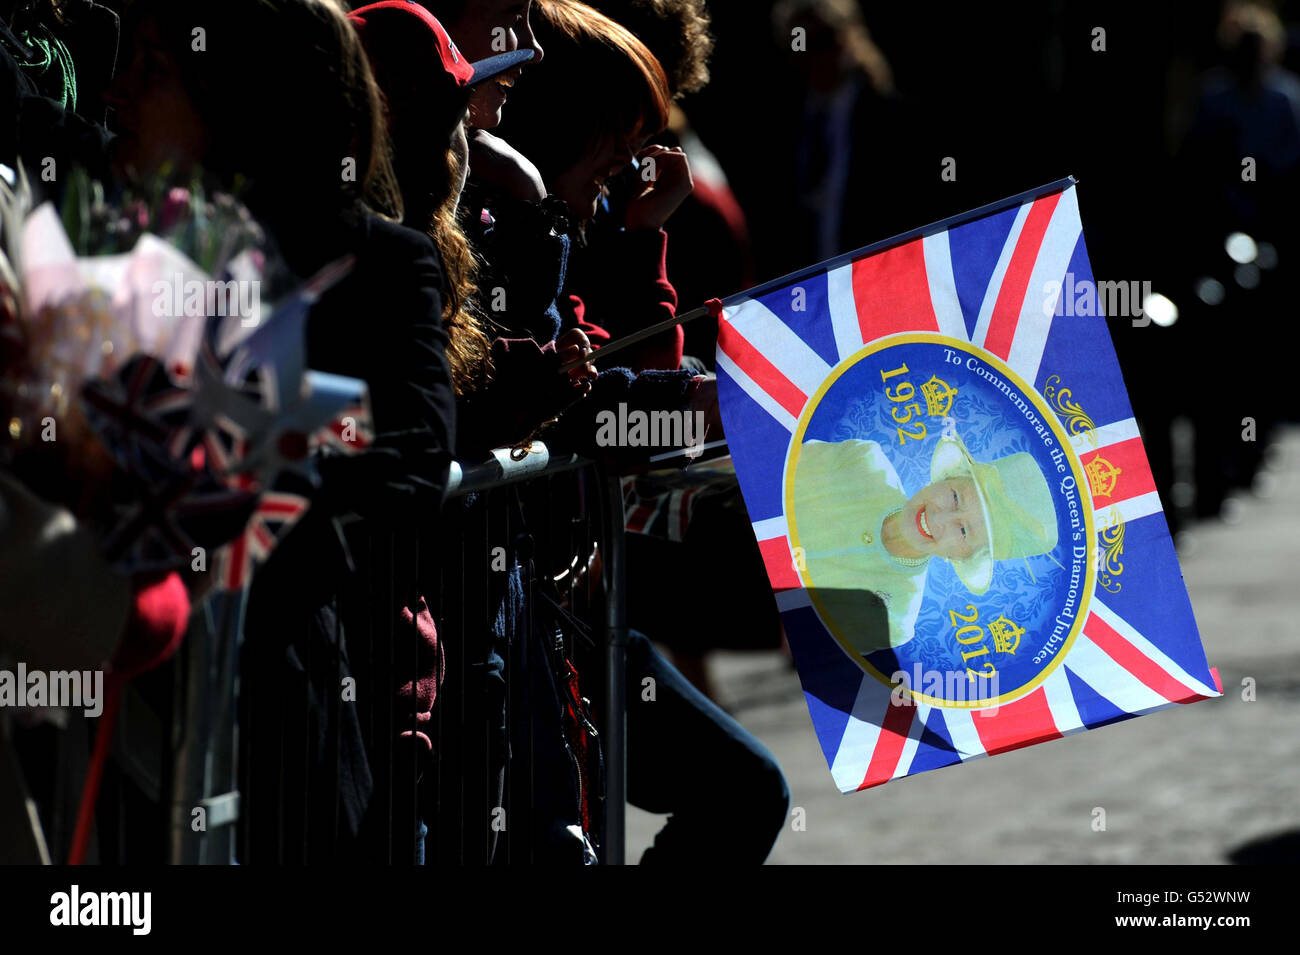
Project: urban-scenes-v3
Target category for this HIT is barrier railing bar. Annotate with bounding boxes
[444,442,586,499]
[600,468,627,866]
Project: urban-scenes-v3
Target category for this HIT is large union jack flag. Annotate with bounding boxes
[716,179,1221,793]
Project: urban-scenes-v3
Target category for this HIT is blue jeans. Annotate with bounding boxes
[625,631,790,864]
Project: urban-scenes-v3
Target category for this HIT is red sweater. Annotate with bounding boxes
[563,228,684,373]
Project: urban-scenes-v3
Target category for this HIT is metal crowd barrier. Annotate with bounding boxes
[10,443,627,865]
[162,442,626,865]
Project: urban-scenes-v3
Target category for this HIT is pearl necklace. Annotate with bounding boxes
[868,507,927,567]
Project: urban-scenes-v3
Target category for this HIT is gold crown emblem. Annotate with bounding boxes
[988,614,1025,655]
[1084,454,1122,498]
[921,375,959,418]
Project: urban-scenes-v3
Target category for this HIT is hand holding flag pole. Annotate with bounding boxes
[558,300,721,374]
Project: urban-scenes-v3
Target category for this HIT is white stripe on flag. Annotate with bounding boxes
[826,261,863,363]
[1092,600,1219,698]
[939,705,987,759]
[776,589,812,612]
[751,516,788,540]
[716,351,799,433]
[1095,491,1164,531]
[1040,666,1087,735]
[922,231,970,341]
[971,201,1032,348]
[830,676,887,792]
[1071,416,1141,455]
[1064,631,1169,714]
[724,298,833,397]
[892,701,932,779]
[1004,187,1083,383]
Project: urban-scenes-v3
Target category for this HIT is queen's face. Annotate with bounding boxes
[897,475,988,561]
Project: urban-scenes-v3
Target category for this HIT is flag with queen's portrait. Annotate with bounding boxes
[715,178,1221,794]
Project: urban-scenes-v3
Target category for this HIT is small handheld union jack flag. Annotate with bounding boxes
[80,257,371,579]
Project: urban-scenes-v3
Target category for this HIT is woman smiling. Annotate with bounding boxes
[791,434,1059,655]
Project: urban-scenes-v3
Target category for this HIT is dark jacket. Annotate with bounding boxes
[240,209,455,862]
[457,190,697,460]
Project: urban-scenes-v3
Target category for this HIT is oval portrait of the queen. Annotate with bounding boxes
[786,334,1095,705]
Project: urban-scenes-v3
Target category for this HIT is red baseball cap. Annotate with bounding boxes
[349,1,534,88]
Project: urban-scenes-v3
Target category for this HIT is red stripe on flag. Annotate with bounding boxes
[1085,612,1209,703]
[253,522,275,551]
[627,502,656,533]
[849,239,939,340]
[982,193,1063,360]
[717,317,808,419]
[970,687,1062,755]
[1080,436,1156,509]
[223,536,247,591]
[757,536,802,591]
[858,697,915,789]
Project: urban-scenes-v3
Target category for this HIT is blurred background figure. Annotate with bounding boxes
[767,0,933,276]
[1169,0,1300,520]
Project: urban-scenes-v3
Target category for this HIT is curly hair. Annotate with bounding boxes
[590,0,713,98]
[368,139,492,396]
[429,152,492,396]
[351,2,492,395]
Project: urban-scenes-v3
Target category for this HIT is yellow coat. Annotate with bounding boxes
[790,439,928,654]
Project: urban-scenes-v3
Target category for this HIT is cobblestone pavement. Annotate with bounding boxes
[626,432,1300,864]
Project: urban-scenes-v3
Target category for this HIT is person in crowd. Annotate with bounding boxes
[589,0,752,362]
[347,0,591,864]
[351,0,539,401]
[488,0,790,864]
[417,0,613,455]
[495,0,690,375]
[107,0,456,863]
[591,0,780,705]
[419,0,547,199]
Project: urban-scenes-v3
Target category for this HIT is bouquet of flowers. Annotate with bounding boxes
[0,165,370,582]
[0,166,379,864]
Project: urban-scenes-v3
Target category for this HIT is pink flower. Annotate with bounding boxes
[126,199,150,230]
[159,188,192,232]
